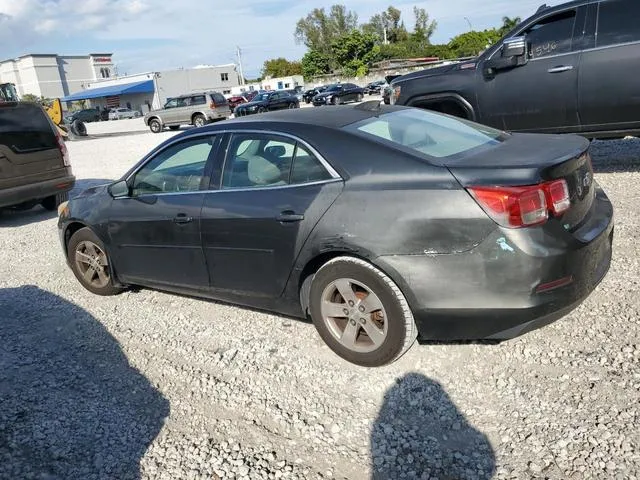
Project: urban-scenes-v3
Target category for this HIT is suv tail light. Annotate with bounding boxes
[55,132,70,166]
[468,179,570,228]
[210,101,217,109]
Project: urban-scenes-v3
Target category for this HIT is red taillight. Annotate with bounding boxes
[210,101,217,109]
[468,179,570,229]
[55,133,70,167]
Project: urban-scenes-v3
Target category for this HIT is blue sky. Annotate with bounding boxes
[0,0,563,78]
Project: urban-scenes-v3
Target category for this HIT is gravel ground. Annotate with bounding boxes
[0,128,638,480]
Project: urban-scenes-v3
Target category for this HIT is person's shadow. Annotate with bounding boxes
[0,286,169,480]
[371,373,496,480]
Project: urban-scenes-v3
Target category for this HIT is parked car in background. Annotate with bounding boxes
[244,91,264,102]
[65,108,101,123]
[144,92,231,133]
[364,80,385,95]
[108,108,141,120]
[390,0,640,139]
[234,90,299,116]
[382,75,401,105]
[227,95,248,112]
[312,83,365,106]
[58,104,613,367]
[303,86,327,104]
[1,102,75,213]
[284,89,304,103]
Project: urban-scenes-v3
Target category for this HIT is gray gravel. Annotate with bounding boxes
[0,130,638,479]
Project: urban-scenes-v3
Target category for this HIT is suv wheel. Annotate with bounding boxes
[308,256,418,367]
[193,114,206,127]
[149,119,162,133]
[41,192,68,212]
[68,227,122,296]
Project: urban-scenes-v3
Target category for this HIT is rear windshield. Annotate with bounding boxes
[0,103,56,153]
[212,93,227,105]
[346,108,505,160]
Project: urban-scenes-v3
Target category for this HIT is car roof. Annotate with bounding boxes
[221,103,409,129]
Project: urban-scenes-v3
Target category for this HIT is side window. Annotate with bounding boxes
[176,97,188,108]
[132,137,215,196]
[164,99,178,109]
[290,144,333,184]
[222,134,295,189]
[190,95,206,106]
[596,0,640,47]
[525,10,577,59]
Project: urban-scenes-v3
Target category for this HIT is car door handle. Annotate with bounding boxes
[173,214,193,224]
[547,65,574,73]
[276,211,304,222]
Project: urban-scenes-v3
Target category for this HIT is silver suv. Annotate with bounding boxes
[144,92,231,133]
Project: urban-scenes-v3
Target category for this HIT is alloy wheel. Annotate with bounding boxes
[74,241,110,289]
[320,278,388,353]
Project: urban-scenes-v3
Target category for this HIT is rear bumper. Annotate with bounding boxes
[0,174,75,209]
[374,188,614,341]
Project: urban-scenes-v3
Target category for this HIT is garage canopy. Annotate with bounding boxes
[61,80,154,102]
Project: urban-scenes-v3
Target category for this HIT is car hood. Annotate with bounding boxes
[315,91,338,98]
[237,100,267,108]
[393,60,477,84]
[75,183,110,199]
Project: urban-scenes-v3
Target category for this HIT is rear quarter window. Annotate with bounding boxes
[0,104,57,152]
[212,93,227,105]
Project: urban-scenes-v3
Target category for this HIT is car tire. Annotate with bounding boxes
[71,119,87,137]
[67,227,122,296]
[41,191,68,211]
[149,119,162,133]
[332,96,340,106]
[308,256,418,367]
[288,102,296,109]
[193,114,206,127]
[169,126,180,131]
[357,93,363,102]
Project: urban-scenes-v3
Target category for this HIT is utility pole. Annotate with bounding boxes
[236,46,245,85]
[464,17,473,31]
[383,27,389,45]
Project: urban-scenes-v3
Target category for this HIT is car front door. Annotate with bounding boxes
[578,0,640,133]
[268,92,284,110]
[200,131,343,298]
[476,6,584,133]
[161,98,180,124]
[108,134,219,289]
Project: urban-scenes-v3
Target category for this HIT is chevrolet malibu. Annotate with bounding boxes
[57,103,613,367]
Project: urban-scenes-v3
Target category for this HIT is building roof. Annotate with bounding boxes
[61,79,154,102]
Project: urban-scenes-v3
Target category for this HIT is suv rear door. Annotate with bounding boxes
[476,6,585,133]
[578,0,640,133]
[0,103,67,206]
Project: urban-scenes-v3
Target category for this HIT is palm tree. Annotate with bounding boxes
[501,16,521,35]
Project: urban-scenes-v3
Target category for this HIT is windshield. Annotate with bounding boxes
[346,108,506,160]
[253,93,272,102]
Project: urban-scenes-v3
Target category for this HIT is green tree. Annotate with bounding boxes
[448,29,502,57]
[294,5,358,56]
[363,6,408,44]
[21,93,52,106]
[500,16,521,36]
[301,50,332,79]
[331,30,380,76]
[412,7,437,43]
[262,57,303,78]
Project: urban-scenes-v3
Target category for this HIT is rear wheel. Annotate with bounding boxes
[41,191,68,211]
[67,227,121,296]
[309,256,417,367]
[149,119,162,133]
[193,114,206,127]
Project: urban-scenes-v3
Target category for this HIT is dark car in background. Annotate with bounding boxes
[1,102,75,213]
[303,86,327,104]
[234,90,299,116]
[382,75,401,105]
[364,80,385,95]
[390,0,640,139]
[312,83,365,106]
[65,108,101,124]
[58,104,612,367]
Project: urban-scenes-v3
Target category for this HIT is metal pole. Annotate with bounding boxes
[464,17,473,31]
[237,46,245,85]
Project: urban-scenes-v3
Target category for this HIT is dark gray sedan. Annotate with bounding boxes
[57,103,613,366]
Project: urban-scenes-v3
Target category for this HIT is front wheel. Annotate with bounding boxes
[257,107,266,114]
[288,102,296,109]
[67,227,122,296]
[332,96,340,106]
[309,257,417,367]
[149,119,162,133]
[356,93,363,102]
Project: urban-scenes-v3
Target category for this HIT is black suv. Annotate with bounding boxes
[0,102,75,213]
[391,0,640,139]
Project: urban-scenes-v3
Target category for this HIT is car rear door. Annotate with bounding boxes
[578,0,640,133]
[200,131,343,298]
[476,6,584,133]
[108,134,219,289]
[0,103,68,208]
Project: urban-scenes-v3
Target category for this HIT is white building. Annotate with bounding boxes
[231,75,305,96]
[60,64,241,113]
[0,53,115,99]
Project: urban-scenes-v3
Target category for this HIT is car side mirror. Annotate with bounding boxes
[109,180,130,198]
[484,36,528,76]
[502,36,527,58]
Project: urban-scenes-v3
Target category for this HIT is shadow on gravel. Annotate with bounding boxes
[0,286,169,480]
[590,138,640,173]
[371,373,495,480]
[0,179,113,228]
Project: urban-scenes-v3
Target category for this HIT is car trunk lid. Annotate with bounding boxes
[447,133,594,230]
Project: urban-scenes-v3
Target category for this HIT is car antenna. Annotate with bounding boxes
[536,3,549,13]
[355,100,382,113]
